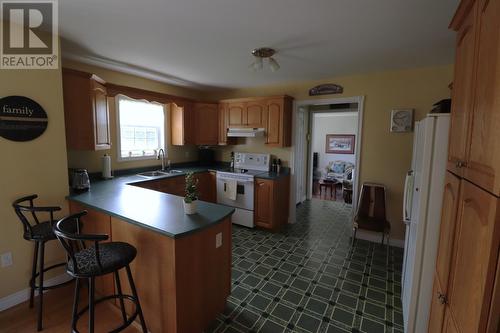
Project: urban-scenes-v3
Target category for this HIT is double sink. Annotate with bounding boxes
[137,169,184,179]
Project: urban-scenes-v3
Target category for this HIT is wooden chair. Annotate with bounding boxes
[352,183,391,247]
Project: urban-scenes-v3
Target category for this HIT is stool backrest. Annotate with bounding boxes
[12,194,61,239]
[356,183,387,221]
[53,211,109,275]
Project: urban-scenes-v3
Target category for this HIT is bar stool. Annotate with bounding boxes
[12,194,74,331]
[53,211,148,333]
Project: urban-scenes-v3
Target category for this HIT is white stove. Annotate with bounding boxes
[216,152,270,227]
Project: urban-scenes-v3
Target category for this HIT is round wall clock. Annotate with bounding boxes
[390,109,414,132]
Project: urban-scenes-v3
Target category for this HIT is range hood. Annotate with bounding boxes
[227,128,265,138]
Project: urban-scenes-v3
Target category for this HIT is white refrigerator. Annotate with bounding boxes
[401,113,450,333]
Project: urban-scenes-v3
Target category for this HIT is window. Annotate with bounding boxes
[116,95,165,160]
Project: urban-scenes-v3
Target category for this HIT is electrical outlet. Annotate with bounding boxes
[215,232,222,248]
[1,252,13,268]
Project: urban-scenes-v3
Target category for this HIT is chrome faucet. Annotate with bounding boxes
[157,149,166,171]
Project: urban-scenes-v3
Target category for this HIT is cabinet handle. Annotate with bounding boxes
[437,293,448,305]
[455,161,467,168]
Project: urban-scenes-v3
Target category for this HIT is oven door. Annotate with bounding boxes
[216,175,254,210]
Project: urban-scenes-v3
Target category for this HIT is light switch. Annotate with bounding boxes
[1,252,13,267]
[215,232,222,248]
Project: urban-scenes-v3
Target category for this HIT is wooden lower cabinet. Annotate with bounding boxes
[443,180,500,333]
[254,175,290,231]
[442,310,459,333]
[112,216,231,333]
[196,171,216,203]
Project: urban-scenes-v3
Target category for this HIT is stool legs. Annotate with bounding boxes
[71,279,81,331]
[126,265,147,333]
[88,277,95,333]
[114,271,127,324]
[37,241,45,331]
[29,242,39,308]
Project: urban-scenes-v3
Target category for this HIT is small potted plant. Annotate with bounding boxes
[184,172,198,214]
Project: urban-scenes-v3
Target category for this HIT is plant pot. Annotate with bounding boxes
[184,200,197,215]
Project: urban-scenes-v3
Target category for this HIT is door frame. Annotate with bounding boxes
[290,96,364,214]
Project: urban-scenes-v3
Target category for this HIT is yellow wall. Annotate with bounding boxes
[0,67,69,298]
[212,65,454,240]
[63,60,206,173]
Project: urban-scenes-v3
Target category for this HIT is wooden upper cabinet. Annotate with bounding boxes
[447,1,477,176]
[428,172,461,332]
[245,100,267,127]
[227,102,245,127]
[193,103,218,145]
[446,180,500,333]
[266,97,293,147]
[218,103,228,145]
[463,0,500,196]
[62,68,111,150]
[171,102,194,146]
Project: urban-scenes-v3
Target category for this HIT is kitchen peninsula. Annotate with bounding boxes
[67,171,234,333]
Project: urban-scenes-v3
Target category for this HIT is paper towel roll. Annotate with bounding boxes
[102,154,112,179]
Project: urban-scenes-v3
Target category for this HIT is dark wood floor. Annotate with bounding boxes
[0,284,141,333]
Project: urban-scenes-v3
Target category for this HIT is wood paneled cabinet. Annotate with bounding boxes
[195,171,216,203]
[437,180,499,333]
[254,175,290,231]
[428,172,462,332]
[171,102,194,146]
[431,1,500,331]
[193,103,219,145]
[448,0,500,196]
[222,96,293,147]
[266,97,293,147]
[225,100,266,128]
[62,68,111,150]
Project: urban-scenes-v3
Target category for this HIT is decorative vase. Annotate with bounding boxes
[184,200,197,215]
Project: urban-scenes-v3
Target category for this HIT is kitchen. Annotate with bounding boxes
[1,0,499,332]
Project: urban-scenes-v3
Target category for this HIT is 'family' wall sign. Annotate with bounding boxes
[0,96,48,141]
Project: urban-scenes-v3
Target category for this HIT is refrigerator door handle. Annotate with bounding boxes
[403,170,414,223]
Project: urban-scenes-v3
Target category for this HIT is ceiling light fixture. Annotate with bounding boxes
[250,47,280,72]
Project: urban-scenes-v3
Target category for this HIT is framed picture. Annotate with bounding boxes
[326,134,355,154]
[390,109,414,132]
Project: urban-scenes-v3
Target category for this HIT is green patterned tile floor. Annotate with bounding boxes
[208,199,404,333]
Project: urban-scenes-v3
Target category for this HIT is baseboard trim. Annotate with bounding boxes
[355,229,405,248]
[0,273,72,312]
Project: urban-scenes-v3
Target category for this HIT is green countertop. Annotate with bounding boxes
[67,170,234,239]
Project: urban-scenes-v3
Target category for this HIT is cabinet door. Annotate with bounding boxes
[91,80,111,150]
[447,181,500,333]
[266,99,283,145]
[228,102,245,127]
[171,103,185,146]
[464,0,500,196]
[194,103,218,145]
[254,179,273,228]
[443,310,459,333]
[245,100,266,127]
[447,2,477,176]
[218,103,229,145]
[197,172,216,203]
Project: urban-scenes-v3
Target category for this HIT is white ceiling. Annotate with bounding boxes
[59,0,459,89]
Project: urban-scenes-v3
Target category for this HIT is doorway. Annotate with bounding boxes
[291,96,364,217]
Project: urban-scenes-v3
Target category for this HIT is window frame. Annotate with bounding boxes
[115,94,166,162]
